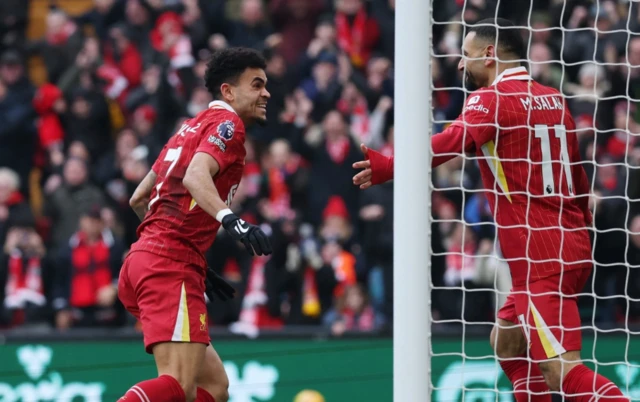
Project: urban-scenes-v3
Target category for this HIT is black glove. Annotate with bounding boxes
[204,267,236,302]
[221,213,273,256]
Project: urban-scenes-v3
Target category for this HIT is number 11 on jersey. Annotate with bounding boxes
[534,124,574,196]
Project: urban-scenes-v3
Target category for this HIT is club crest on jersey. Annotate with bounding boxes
[217,120,235,141]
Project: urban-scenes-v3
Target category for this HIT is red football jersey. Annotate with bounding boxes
[130,101,246,268]
[447,67,593,286]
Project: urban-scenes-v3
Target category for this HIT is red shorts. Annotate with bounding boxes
[497,268,591,361]
[118,250,210,354]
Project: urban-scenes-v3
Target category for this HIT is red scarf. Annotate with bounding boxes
[103,42,143,89]
[336,8,369,68]
[337,97,370,143]
[326,137,351,164]
[343,305,375,331]
[268,167,290,210]
[69,233,112,308]
[237,256,283,329]
[5,251,45,309]
[46,21,77,45]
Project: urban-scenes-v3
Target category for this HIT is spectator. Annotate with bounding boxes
[104,24,143,91]
[0,0,29,54]
[269,0,326,64]
[0,49,36,194]
[529,42,563,90]
[0,168,30,249]
[123,0,153,61]
[0,207,49,328]
[149,11,197,97]
[76,0,126,42]
[300,54,343,122]
[334,0,380,70]
[29,8,84,85]
[226,0,276,50]
[358,182,393,316]
[323,283,385,336]
[32,83,66,170]
[289,109,362,225]
[44,157,106,250]
[131,104,164,162]
[57,36,103,96]
[64,87,112,162]
[52,205,124,330]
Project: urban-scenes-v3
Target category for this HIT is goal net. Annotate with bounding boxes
[429,0,640,400]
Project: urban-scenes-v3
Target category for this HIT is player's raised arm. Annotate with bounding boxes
[183,152,272,256]
[352,104,488,189]
[129,170,157,221]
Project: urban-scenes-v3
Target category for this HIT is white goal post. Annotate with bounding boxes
[395,0,640,401]
[393,0,432,401]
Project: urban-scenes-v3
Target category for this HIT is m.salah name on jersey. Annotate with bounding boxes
[208,120,235,152]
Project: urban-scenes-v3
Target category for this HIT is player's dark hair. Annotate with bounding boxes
[468,18,526,61]
[204,47,267,99]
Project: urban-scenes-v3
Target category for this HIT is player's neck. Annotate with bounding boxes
[489,61,523,86]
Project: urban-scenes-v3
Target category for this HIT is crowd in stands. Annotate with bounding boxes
[0,0,639,336]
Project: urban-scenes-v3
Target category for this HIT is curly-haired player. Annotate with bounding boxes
[118,48,273,402]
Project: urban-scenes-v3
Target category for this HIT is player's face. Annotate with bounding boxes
[458,32,489,89]
[231,68,270,127]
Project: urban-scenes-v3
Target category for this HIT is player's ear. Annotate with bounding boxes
[220,83,235,103]
[484,45,496,66]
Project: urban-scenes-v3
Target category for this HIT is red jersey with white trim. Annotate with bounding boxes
[130,101,246,269]
[448,67,593,286]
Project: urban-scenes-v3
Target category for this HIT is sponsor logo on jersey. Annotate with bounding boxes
[465,104,490,114]
[217,120,235,141]
[208,135,227,152]
[467,95,481,105]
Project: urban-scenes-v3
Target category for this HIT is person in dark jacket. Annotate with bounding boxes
[0,50,36,195]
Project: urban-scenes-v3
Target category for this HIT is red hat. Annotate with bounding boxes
[150,12,183,52]
[323,196,349,220]
[134,104,157,123]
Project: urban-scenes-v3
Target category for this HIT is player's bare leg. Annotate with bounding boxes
[155,342,207,402]
[118,342,206,402]
[538,350,628,401]
[195,344,230,402]
[491,319,551,401]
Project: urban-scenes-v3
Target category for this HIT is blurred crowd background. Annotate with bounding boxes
[0,0,639,336]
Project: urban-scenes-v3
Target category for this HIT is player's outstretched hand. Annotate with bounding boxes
[353,144,373,190]
[221,213,273,256]
[205,267,236,302]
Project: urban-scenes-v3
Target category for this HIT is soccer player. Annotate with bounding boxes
[117,48,273,402]
[353,19,628,402]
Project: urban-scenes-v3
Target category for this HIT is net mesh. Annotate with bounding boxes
[429,0,640,400]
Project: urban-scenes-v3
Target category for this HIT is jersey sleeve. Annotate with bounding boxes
[195,115,244,174]
[449,89,499,149]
